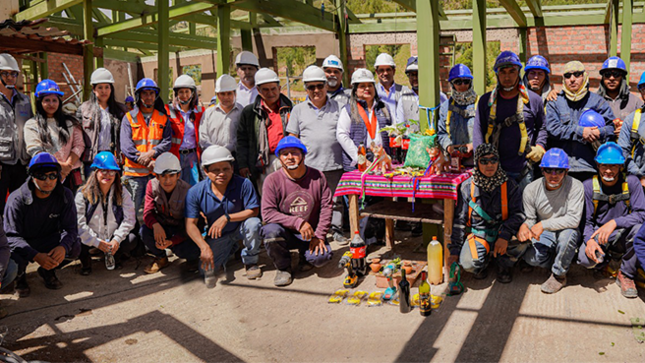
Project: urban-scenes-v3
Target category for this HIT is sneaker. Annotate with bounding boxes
[246,265,262,279]
[274,270,292,287]
[144,256,169,274]
[37,267,63,290]
[15,273,30,298]
[541,273,566,294]
[496,265,512,284]
[333,232,348,245]
[616,270,638,298]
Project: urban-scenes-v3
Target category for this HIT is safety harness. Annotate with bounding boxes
[466,181,508,260]
[591,175,631,217]
[485,93,529,156]
[630,109,643,157]
[446,97,478,138]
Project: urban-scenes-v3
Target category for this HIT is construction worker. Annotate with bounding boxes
[438,63,477,167]
[546,61,615,182]
[5,153,80,297]
[0,53,32,213]
[235,51,260,107]
[236,68,293,193]
[578,142,645,298]
[141,152,199,274]
[77,67,126,178]
[185,146,262,287]
[199,75,243,156]
[619,73,645,186]
[449,143,524,283]
[374,53,411,117]
[286,66,345,244]
[473,51,547,191]
[120,78,172,216]
[322,55,351,108]
[513,148,584,294]
[597,56,643,136]
[261,137,333,287]
[165,74,204,186]
[124,96,135,111]
[522,55,558,104]
[395,56,422,132]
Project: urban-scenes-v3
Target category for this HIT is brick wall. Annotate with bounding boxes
[46,53,84,99]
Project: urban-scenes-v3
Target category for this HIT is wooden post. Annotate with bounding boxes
[348,194,359,234]
[443,198,455,280]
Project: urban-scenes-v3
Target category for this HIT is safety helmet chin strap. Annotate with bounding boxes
[1,78,15,89]
[280,155,305,171]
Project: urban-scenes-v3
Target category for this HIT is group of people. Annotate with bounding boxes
[1,44,645,320]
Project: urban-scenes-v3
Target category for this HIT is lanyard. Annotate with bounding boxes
[357,103,377,139]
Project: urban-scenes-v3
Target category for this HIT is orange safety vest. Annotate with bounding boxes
[123,109,169,177]
[165,104,204,158]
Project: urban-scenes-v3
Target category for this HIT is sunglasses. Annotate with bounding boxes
[0,71,19,78]
[98,169,117,176]
[479,157,499,165]
[602,70,624,79]
[543,168,566,175]
[306,84,325,91]
[33,173,58,181]
[453,79,471,86]
[564,71,584,79]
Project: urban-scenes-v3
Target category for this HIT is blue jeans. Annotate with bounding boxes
[261,223,333,271]
[458,233,496,273]
[179,150,200,186]
[123,175,152,217]
[2,259,18,288]
[578,225,641,279]
[199,217,262,275]
[521,229,579,276]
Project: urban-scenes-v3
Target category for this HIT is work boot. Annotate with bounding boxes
[80,250,92,276]
[144,256,169,274]
[274,269,292,287]
[333,232,348,245]
[541,273,567,294]
[473,267,488,280]
[245,264,262,279]
[496,265,512,284]
[616,270,638,298]
[37,267,63,290]
[15,273,30,298]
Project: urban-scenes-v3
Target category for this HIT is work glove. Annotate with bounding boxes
[526,145,545,163]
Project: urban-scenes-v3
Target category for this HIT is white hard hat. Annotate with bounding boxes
[173,74,196,90]
[215,74,237,93]
[255,68,280,86]
[0,54,20,72]
[153,152,181,174]
[351,68,375,85]
[374,53,396,68]
[235,51,260,68]
[302,66,327,83]
[322,55,343,72]
[201,145,235,168]
[90,67,114,85]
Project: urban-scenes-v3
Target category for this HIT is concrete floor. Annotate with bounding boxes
[1,233,644,363]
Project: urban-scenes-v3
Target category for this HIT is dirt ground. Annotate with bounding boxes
[1,232,644,363]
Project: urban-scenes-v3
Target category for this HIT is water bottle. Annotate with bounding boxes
[105,251,115,271]
[204,267,217,288]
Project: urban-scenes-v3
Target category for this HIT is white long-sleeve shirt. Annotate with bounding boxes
[336,104,388,167]
[75,186,136,247]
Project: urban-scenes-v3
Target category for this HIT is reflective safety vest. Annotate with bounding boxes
[485,94,529,156]
[466,181,508,260]
[591,175,631,216]
[630,109,643,157]
[123,109,168,177]
[165,104,204,158]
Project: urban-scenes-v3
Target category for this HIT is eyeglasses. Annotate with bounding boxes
[33,173,58,181]
[453,79,471,86]
[98,169,117,176]
[306,84,325,91]
[479,157,499,165]
[602,70,624,79]
[0,71,18,78]
[564,71,584,79]
[543,168,566,175]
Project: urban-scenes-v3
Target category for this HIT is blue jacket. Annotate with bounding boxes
[546,92,615,173]
[437,98,476,165]
[617,108,645,177]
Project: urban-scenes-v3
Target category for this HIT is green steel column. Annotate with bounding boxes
[610,0,619,56]
[416,0,440,133]
[518,27,527,67]
[83,0,94,101]
[472,0,487,96]
[158,0,170,102]
[241,29,253,51]
[95,37,104,68]
[39,53,48,81]
[621,0,633,71]
[336,0,349,86]
[217,5,231,77]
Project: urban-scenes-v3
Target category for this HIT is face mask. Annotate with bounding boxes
[602,176,615,182]
[286,164,299,170]
[33,181,53,195]
[547,181,562,189]
[179,99,190,105]
[327,77,338,88]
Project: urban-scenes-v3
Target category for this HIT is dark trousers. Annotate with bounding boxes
[141,224,200,261]
[261,223,333,271]
[79,232,140,267]
[578,225,641,279]
[12,237,81,275]
[0,162,27,213]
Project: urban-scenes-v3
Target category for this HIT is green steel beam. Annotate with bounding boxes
[518,27,527,65]
[336,0,349,86]
[605,0,613,23]
[622,0,633,71]
[104,29,218,49]
[83,0,94,101]
[241,29,253,51]
[610,0,619,55]
[498,0,527,27]
[229,0,336,32]
[103,48,140,63]
[345,7,362,24]
[158,0,170,102]
[525,0,543,18]
[95,37,104,68]
[216,5,231,77]
[103,38,182,52]
[93,0,150,14]
[15,0,83,21]
[473,0,487,96]
[416,0,441,133]
[39,53,48,82]
[92,7,110,26]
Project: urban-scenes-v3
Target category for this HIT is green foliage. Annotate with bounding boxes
[365,44,411,87]
[182,65,202,86]
[454,42,500,91]
[276,46,316,92]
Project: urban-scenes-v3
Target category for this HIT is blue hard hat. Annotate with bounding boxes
[601,56,627,74]
[91,151,121,171]
[135,78,160,95]
[638,72,645,88]
[125,96,135,103]
[524,55,550,74]
[35,79,64,98]
[448,64,473,82]
[579,109,606,128]
[494,51,522,72]
[539,148,570,169]
[28,152,61,175]
[595,141,626,165]
[275,136,308,157]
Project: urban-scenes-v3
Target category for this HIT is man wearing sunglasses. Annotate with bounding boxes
[0,54,32,214]
[4,153,80,297]
[474,51,547,192]
[511,148,583,294]
[546,61,615,182]
[618,72,645,187]
[597,57,642,135]
[286,66,345,244]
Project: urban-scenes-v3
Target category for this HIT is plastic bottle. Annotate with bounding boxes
[427,236,443,284]
[105,251,115,271]
[418,271,431,317]
[357,142,367,172]
[398,268,411,314]
[349,232,367,276]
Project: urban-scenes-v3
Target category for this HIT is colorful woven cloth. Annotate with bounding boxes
[334,170,471,200]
